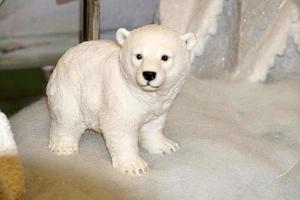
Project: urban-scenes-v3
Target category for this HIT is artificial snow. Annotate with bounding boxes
[10,76,300,200]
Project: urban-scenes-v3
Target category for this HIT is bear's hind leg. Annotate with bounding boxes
[47,85,86,155]
[49,120,85,155]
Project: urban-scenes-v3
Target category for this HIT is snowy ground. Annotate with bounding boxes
[10,76,300,200]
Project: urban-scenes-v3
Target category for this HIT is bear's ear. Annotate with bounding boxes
[181,32,197,51]
[116,28,130,46]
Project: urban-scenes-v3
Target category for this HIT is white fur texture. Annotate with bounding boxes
[0,112,18,156]
[46,25,195,175]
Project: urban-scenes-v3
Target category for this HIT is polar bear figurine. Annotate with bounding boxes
[46,24,196,175]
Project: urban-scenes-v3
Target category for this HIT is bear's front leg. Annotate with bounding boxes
[103,123,148,176]
[140,113,179,155]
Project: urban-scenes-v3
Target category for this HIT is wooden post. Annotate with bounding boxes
[80,0,100,42]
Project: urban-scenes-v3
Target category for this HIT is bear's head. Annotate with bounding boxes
[116,25,196,92]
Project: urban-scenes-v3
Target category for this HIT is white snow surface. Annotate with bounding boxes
[10,76,300,200]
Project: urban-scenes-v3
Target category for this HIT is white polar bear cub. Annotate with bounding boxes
[47,25,196,175]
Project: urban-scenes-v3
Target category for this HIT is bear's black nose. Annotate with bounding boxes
[143,71,156,81]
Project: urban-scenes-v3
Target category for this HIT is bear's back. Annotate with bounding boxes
[58,40,120,69]
[47,40,121,100]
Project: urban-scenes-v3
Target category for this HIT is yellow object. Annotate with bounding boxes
[0,156,24,200]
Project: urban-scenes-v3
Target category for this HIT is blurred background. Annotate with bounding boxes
[0,0,158,115]
[1,0,300,115]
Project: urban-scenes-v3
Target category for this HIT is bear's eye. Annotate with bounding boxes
[136,54,143,60]
[161,55,169,61]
